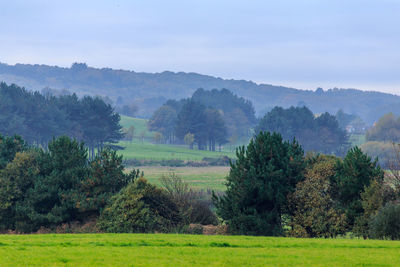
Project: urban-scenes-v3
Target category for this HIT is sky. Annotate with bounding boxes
[1,0,400,95]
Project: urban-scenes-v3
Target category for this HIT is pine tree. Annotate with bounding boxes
[213,132,305,235]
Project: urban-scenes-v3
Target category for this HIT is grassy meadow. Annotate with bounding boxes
[0,233,399,266]
[118,115,236,161]
[134,166,229,191]
[119,141,235,161]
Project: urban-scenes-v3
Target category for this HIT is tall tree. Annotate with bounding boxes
[332,146,384,228]
[213,132,305,235]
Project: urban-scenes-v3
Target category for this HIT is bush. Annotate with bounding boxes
[160,173,217,225]
[369,202,400,240]
[98,178,182,233]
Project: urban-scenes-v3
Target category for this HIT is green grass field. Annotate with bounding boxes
[118,141,235,161]
[135,166,229,191]
[118,116,236,161]
[0,233,399,266]
[120,115,155,139]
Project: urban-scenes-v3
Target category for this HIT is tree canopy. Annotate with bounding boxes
[213,131,305,235]
[0,82,123,157]
[255,106,348,155]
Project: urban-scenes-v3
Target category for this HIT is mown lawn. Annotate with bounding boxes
[136,166,229,191]
[0,234,399,266]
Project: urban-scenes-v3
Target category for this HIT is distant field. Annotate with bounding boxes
[0,234,399,266]
[118,141,235,161]
[349,134,366,147]
[120,115,154,139]
[118,115,236,161]
[136,166,229,191]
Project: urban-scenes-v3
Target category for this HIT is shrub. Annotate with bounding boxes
[160,173,217,225]
[98,178,182,233]
[369,202,400,240]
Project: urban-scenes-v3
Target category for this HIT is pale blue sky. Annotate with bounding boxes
[1,0,400,94]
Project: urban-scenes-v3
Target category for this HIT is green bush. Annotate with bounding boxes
[98,178,182,233]
[369,202,400,240]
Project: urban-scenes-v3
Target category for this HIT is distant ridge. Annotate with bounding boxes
[1,62,399,123]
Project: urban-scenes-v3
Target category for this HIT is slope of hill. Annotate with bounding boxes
[1,62,399,124]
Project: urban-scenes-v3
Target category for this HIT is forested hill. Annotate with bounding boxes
[1,62,399,124]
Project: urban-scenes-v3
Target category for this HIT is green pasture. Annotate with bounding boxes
[136,166,229,191]
[0,233,399,266]
[118,141,235,161]
[118,115,237,161]
[120,115,154,139]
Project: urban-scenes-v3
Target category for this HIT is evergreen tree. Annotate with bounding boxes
[332,146,384,229]
[213,132,305,235]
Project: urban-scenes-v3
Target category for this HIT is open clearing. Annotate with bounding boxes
[137,166,229,191]
[0,234,399,266]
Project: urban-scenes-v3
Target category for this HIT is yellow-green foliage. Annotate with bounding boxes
[289,156,347,238]
[0,234,399,266]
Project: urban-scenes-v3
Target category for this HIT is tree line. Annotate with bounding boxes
[213,132,400,239]
[256,106,349,155]
[0,82,123,158]
[0,132,399,238]
[0,135,216,233]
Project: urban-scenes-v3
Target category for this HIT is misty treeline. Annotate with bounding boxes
[358,112,400,168]
[2,62,400,123]
[148,88,256,151]
[213,132,400,239]
[149,88,349,155]
[0,135,216,233]
[0,82,122,158]
[256,106,349,155]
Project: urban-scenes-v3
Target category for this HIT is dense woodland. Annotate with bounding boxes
[0,82,122,158]
[1,62,400,123]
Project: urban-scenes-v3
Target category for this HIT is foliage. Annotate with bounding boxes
[0,63,398,124]
[148,105,177,143]
[0,151,39,231]
[332,147,384,229]
[150,88,253,150]
[0,82,123,157]
[255,106,348,155]
[360,141,394,168]
[213,132,305,235]
[369,202,400,240]
[366,113,400,142]
[184,133,195,149]
[289,155,347,238]
[0,136,136,233]
[0,134,26,169]
[353,179,384,237]
[98,178,182,233]
[76,148,139,216]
